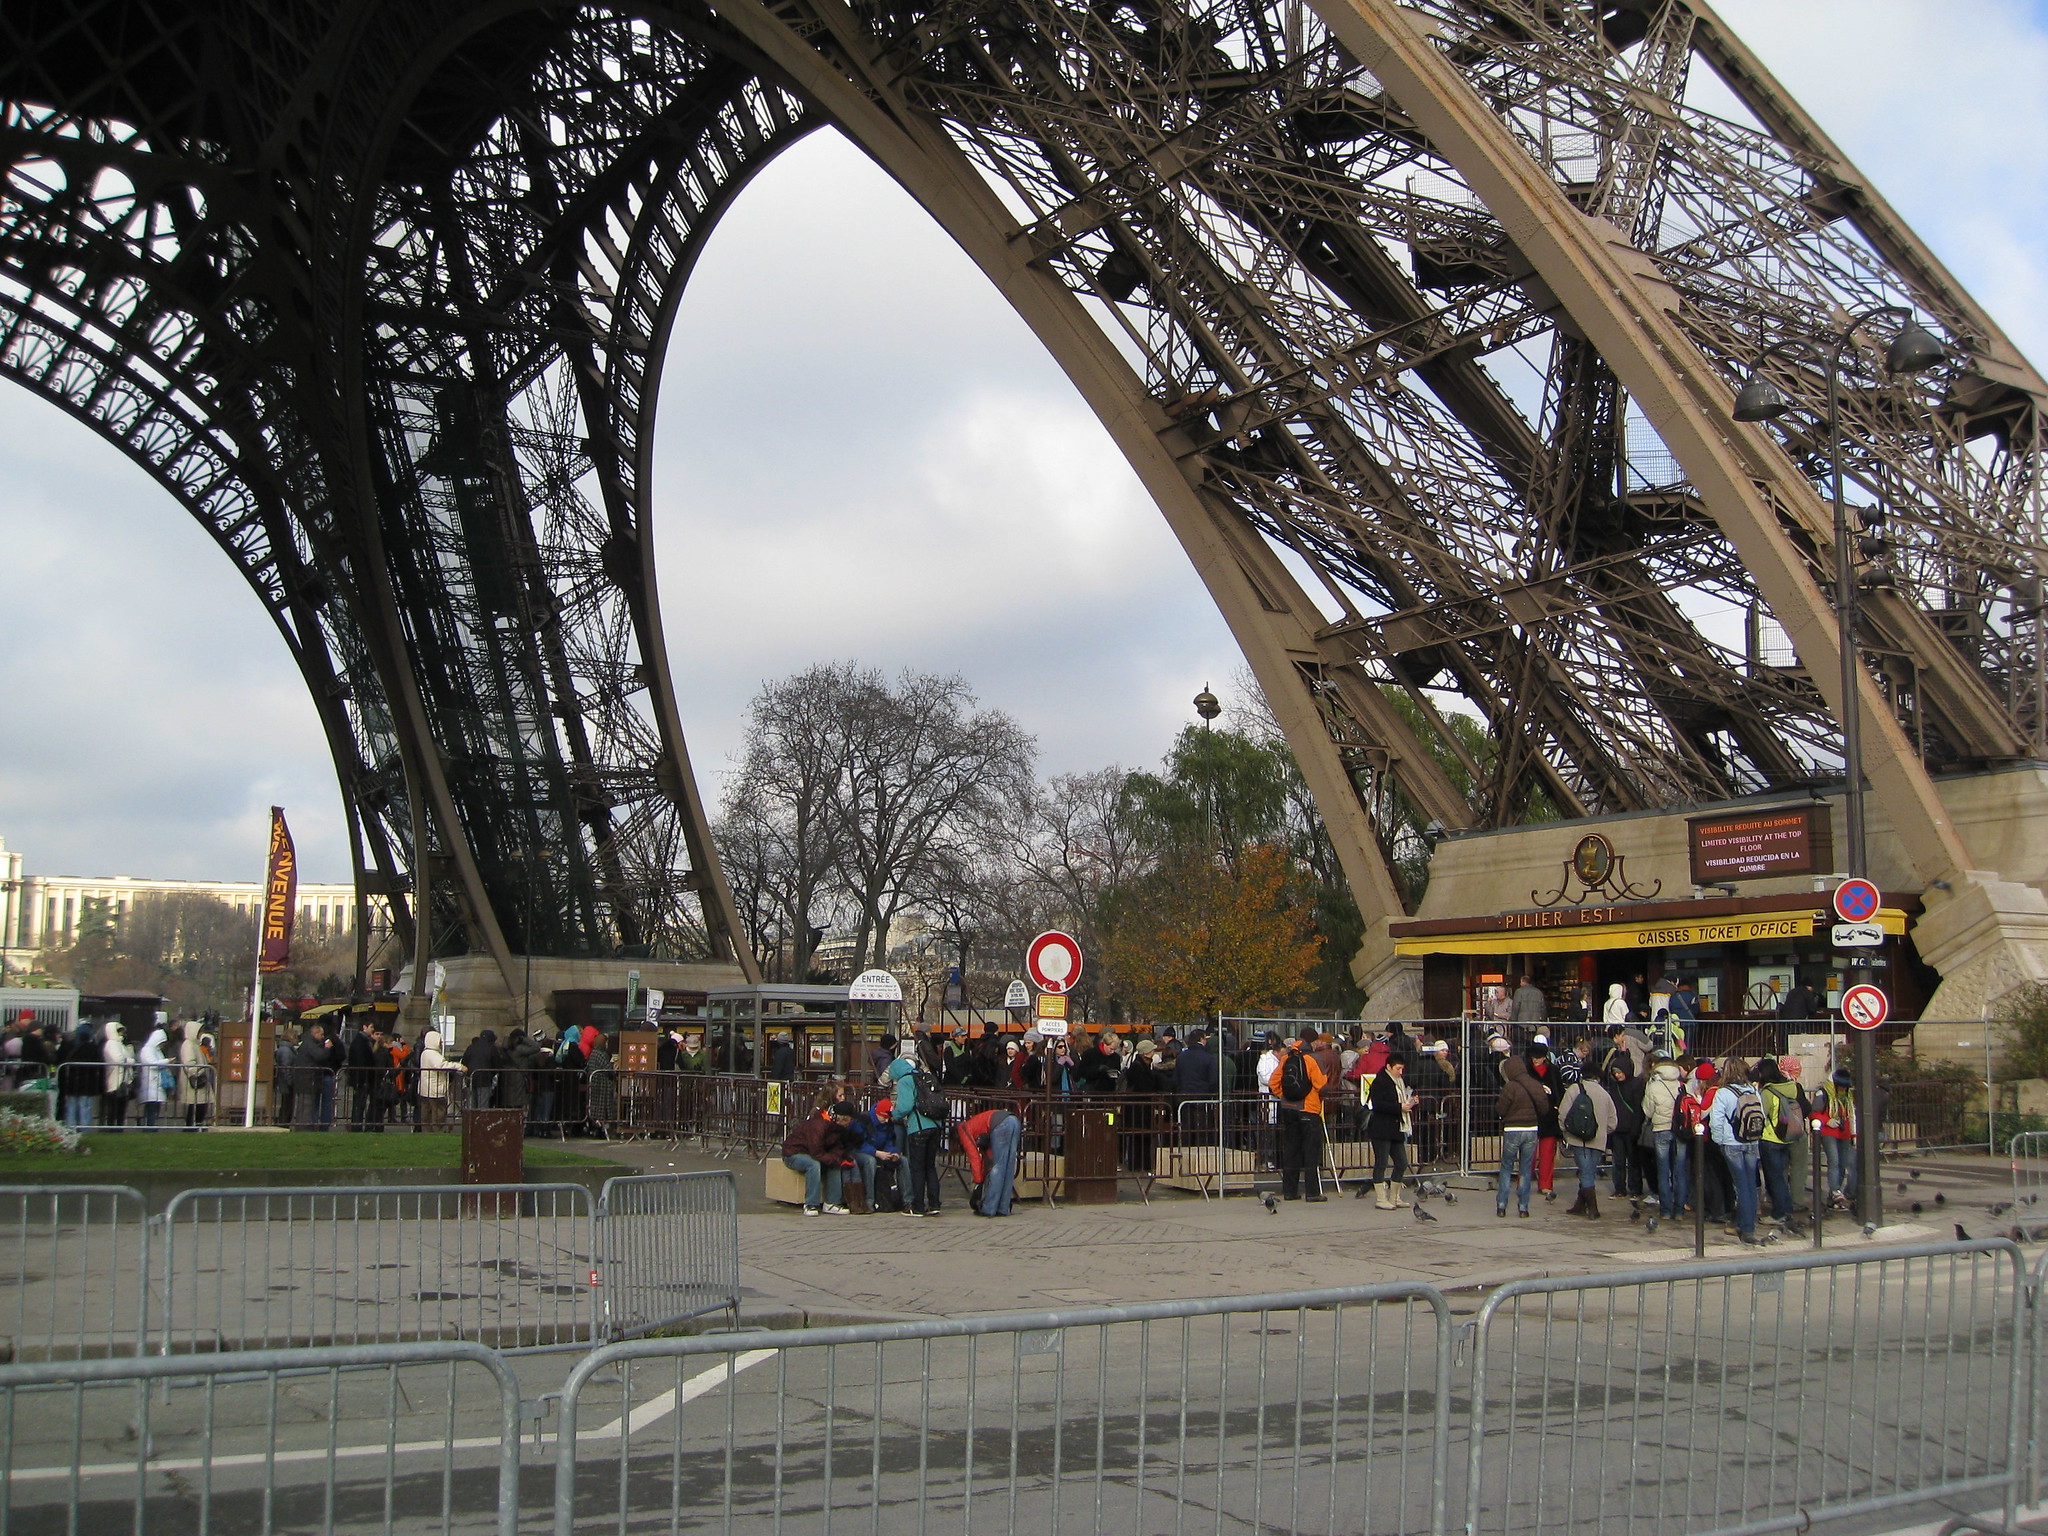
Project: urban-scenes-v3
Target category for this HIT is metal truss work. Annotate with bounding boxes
[2,0,2042,988]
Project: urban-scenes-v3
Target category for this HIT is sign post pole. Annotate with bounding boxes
[1833,879,1885,1230]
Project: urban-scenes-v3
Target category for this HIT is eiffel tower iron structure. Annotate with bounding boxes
[4,0,2044,1004]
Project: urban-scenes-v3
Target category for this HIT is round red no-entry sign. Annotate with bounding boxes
[1026,930,1084,994]
[1841,983,1889,1031]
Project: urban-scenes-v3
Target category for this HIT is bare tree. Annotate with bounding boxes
[716,665,854,980]
[829,668,1035,969]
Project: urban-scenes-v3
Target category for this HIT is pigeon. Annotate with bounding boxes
[1645,1216,1660,1235]
[1911,1202,1923,1215]
[1956,1223,1972,1242]
[1442,1193,1456,1204]
[1991,1202,2010,1217]
[1935,1192,1946,1206]
[1262,1192,1279,1214]
[1629,1203,1641,1222]
[1896,1181,1908,1195]
[1862,1223,1879,1238]
[1910,1169,1923,1180]
[1413,1204,1438,1222]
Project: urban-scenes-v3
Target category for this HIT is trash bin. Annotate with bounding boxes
[460,1107,525,1214]
[1061,1106,1118,1204]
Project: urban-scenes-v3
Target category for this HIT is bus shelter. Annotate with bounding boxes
[702,983,898,1080]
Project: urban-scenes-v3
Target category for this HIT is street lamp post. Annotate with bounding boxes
[1735,305,1948,1232]
[1193,685,1221,854]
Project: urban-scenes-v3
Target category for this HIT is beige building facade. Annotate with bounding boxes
[0,832,379,975]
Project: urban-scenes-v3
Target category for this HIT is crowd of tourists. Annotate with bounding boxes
[263,1017,619,1133]
[774,1016,1864,1239]
[3,1012,219,1129]
[1483,1028,1859,1243]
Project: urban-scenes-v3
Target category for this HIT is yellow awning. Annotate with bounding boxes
[1392,906,1907,956]
[298,1002,347,1018]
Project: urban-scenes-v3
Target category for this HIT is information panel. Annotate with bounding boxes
[1688,804,1832,883]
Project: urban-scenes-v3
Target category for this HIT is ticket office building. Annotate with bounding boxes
[1389,795,1929,1023]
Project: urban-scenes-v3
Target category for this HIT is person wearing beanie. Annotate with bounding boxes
[1676,1061,1730,1223]
[1813,1066,1859,1210]
[781,1100,858,1215]
[1754,1056,1808,1230]
[1525,1040,1563,1200]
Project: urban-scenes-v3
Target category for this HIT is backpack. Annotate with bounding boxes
[906,1068,949,1124]
[1734,1088,1768,1143]
[1772,1085,1808,1140]
[1278,1049,1311,1104]
[1562,1084,1600,1141]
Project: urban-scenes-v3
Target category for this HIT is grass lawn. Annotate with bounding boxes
[0,1131,623,1173]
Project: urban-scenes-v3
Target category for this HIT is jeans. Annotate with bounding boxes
[852,1150,876,1202]
[316,1075,336,1129]
[982,1114,1022,1215]
[1722,1141,1761,1236]
[532,1089,555,1136]
[1277,1106,1324,1198]
[61,1095,95,1128]
[1654,1130,1686,1218]
[903,1128,942,1212]
[782,1153,842,1209]
[1760,1141,1795,1219]
[1822,1135,1858,1199]
[1498,1128,1538,1212]
[1569,1143,1601,1190]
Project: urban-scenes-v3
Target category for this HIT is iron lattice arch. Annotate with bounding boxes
[2,0,2042,981]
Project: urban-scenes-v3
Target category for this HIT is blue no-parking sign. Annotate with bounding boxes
[1832,878,1880,924]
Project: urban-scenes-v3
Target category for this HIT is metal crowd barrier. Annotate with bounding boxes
[0,1234,2041,1533]
[1463,1239,2029,1536]
[0,1185,151,1362]
[2013,1130,2048,1232]
[0,1340,522,1536]
[594,1170,740,1340]
[157,1184,603,1354]
[550,1282,1454,1536]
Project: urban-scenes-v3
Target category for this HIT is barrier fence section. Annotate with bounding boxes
[551,1283,1453,1536]
[0,1340,522,1536]
[0,1185,150,1363]
[594,1170,740,1340]
[157,1184,601,1355]
[1463,1240,2029,1536]
[2013,1130,2048,1229]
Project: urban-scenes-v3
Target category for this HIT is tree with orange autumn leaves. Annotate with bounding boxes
[1099,842,1323,1021]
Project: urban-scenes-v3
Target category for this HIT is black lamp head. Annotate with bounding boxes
[1193,686,1221,721]
[1885,321,1947,375]
[1732,375,1792,422]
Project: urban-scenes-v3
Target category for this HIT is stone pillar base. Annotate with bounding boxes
[1353,918,1425,1021]
[1912,869,2048,1019]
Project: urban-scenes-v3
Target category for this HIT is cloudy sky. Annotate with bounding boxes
[2,0,2045,886]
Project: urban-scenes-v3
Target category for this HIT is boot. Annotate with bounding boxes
[1387,1181,1410,1208]
[1584,1191,1601,1220]
[1565,1189,1588,1217]
[1374,1184,1395,1210]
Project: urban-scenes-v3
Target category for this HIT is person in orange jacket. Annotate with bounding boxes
[1274,1025,1330,1202]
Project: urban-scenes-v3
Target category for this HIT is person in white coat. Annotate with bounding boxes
[179,1024,217,1128]
[415,1029,457,1129]
[102,1022,137,1130]
[136,1025,172,1128]
[1601,983,1631,1026]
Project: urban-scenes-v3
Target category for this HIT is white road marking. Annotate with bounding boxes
[5,1350,780,1483]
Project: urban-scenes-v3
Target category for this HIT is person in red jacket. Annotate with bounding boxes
[957,1106,1024,1216]
[781,1101,857,1215]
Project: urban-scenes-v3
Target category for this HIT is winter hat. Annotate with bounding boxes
[1134,1039,1158,1056]
[1832,1068,1854,1088]
[1778,1056,1803,1078]
[1694,1061,1717,1081]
